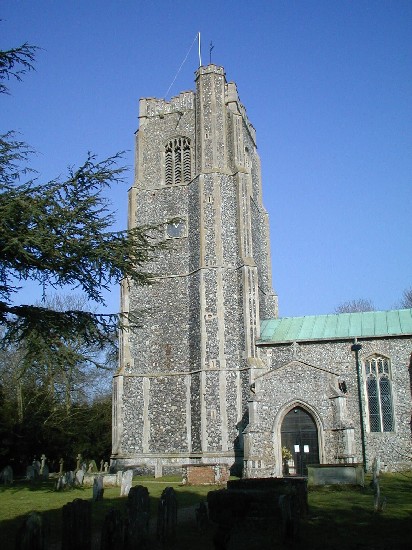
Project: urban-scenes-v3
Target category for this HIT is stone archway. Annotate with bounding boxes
[281,406,320,476]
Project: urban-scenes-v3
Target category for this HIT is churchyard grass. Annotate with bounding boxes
[1,472,411,549]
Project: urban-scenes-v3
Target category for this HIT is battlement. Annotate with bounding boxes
[139,90,195,118]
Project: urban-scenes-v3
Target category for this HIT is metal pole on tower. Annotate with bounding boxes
[198,32,202,67]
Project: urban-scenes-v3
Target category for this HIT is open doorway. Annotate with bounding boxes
[281,406,319,476]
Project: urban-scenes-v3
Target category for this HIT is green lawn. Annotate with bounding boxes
[1,472,411,549]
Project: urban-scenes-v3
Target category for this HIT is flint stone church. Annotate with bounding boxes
[111,64,412,477]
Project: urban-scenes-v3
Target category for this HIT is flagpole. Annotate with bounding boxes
[198,32,202,67]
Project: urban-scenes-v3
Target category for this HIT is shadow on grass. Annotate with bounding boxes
[1,473,412,550]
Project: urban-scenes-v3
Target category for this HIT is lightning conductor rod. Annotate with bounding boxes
[198,31,202,67]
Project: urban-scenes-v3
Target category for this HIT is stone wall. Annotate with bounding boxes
[244,336,412,476]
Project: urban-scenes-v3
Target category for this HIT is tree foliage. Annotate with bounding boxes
[334,298,375,314]
[400,287,412,309]
[0,41,165,358]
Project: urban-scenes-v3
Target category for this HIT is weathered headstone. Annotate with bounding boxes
[104,461,109,473]
[93,475,104,501]
[62,498,91,550]
[87,460,97,473]
[154,459,163,479]
[75,469,85,486]
[59,458,64,475]
[55,475,65,491]
[76,453,82,471]
[15,512,47,550]
[26,465,35,481]
[65,470,75,487]
[41,464,49,480]
[157,486,177,544]
[100,459,104,472]
[40,454,46,475]
[1,465,13,485]
[372,455,385,512]
[33,459,41,478]
[195,500,208,532]
[126,485,150,549]
[100,508,125,550]
[120,470,133,497]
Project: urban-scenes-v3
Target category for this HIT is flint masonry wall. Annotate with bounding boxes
[246,336,412,476]
[112,65,278,472]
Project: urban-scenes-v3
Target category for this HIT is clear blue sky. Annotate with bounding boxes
[2,0,411,317]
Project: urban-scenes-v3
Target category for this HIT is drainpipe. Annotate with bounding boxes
[351,339,367,472]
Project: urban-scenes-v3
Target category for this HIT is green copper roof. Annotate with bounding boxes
[258,309,412,345]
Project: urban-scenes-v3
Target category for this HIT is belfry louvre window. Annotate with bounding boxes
[165,137,192,185]
[365,356,394,432]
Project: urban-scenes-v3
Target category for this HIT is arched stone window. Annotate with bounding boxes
[365,355,394,432]
[164,137,192,185]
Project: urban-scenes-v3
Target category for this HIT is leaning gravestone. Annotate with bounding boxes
[15,511,47,550]
[100,508,125,550]
[62,499,91,550]
[126,485,150,549]
[120,470,133,497]
[93,475,104,501]
[157,486,177,544]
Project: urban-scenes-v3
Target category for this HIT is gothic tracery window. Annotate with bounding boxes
[365,355,394,432]
[165,137,192,185]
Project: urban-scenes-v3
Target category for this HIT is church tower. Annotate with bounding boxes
[112,64,278,473]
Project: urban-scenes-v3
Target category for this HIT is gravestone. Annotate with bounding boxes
[33,459,41,478]
[157,486,177,544]
[126,485,150,549]
[76,454,82,471]
[104,462,109,473]
[65,471,75,487]
[55,475,65,491]
[26,465,35,481]
[88,460,97,473]
[59,458,64,475]
[41,464,49,480]
[93,475,104,501]
[372,455,385,512]
[62,499,91,550]
[40,454,46,475]
[75,469,85,486]
[100,508,125,550]
[120,470,133,497]
[195,500,208,532]
[1,465,13,485]
[15,511,47,550]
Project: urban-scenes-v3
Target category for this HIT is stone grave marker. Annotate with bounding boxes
[40,454,46,475]
[195,500,208,532]
[62,498,91,550]
[75,469,85,486]
[15,511,47,550]
[26,465,35,481]
[157,486,177,544]
[120,469,133,497]
[126,485,150,549]
[76,454,82,471]
[1,465,13,485]
[93,475,104,501]
[33,459,41,478]
[100,508,125,550]
[42,464,49,480]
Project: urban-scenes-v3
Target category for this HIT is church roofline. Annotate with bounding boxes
[257,308,412,345]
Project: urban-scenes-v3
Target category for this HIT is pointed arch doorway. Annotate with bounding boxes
[281,406,320,476]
